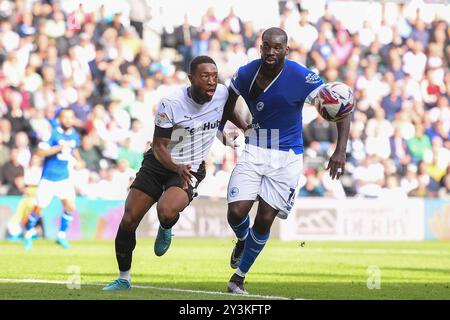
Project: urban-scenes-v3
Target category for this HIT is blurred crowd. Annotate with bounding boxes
[0,0,448,201]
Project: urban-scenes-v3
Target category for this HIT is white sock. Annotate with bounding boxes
[119,270,131,282]
[58,231,66,239]
[235,268,246,278]
[25,228,36,239]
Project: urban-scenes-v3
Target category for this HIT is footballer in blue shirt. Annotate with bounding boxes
[221,28,351,294]
[23,108,84,250]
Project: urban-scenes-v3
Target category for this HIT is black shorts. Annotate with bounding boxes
[130,149,206,203]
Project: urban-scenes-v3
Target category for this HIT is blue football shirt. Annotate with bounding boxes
[39,127,80,181]
[231,59,323,154]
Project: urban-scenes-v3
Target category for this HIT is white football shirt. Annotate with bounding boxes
[155,84,228,172]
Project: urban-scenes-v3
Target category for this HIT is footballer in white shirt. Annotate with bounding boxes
[103,56,246,291]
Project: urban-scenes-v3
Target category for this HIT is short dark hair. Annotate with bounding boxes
[189,56,217,74]
[57,107,75,117]
[262,27,288,45]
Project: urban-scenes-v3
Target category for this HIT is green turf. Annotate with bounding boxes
[0,239,449,300]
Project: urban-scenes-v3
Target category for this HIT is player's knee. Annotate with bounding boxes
[156,202,177,224]
[121,207,140,231]
[227,203,247,224]
[63,203,75,213]
[254,215,273,234]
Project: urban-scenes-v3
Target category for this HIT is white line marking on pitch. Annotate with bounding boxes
[301,248,450,256]
[0,278,302,300]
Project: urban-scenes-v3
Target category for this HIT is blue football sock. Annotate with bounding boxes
[229,214,250,241]
[25,212,39,231]
[238,227,270,274]
[60,212,74,233]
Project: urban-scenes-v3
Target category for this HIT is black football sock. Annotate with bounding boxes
[115,226,136,272]
[160,213,180,230]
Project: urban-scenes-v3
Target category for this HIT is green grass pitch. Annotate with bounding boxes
[0,239,449,300]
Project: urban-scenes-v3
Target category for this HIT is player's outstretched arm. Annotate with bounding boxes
[216,129,240,148]
[152,126,193,188]
[220,87,249,132]
[35,144,64,158]
[217,87,250,147]
[327,114,351,180]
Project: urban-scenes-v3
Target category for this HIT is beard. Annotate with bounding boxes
[262,55,281,69]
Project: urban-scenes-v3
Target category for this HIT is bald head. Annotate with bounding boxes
[262,27,288,45]
[260,27,289,70]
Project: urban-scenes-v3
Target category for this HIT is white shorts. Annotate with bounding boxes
[35,178,76,208]
[227,144,303,219]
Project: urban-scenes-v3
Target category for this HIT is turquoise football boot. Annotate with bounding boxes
[102,278,131,291]
[56,237,71,249]
[154,226,172,256]
[23,237,33,251]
